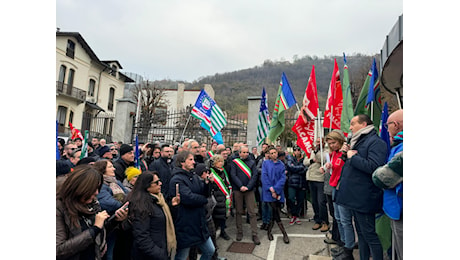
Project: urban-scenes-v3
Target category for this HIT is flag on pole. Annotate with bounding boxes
[354,67,372,116]
[134,135,140,169]
[366,58,379,106]
[191,89,227,144]
[323,59,343,130]
[69,122,84,140]
[268,72,297,142]
[257,87,270,146]
[340,53,354,137]
[80,130,89,159]
[292,66,318,158]
[379,102,391,153]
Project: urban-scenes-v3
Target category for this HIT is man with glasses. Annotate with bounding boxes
[150,144,175,197]
[61,143,77,160]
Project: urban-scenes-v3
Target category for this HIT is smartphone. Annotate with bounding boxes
[122,203,129,210]
[176,183,179,196]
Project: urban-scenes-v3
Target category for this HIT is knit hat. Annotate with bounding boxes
[195,163,209,176]
[125,167,141,181]
[98,145,110,157]
[56,160,71,177]
[119,144,133,156]
[77,156,96,166]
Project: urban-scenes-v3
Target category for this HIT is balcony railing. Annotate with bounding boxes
[56,81,86,103]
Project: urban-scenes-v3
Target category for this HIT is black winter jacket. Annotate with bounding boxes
[149,157,173,197]
[168,167,210,249]
[131,196,168,260]
[210,167,230,221]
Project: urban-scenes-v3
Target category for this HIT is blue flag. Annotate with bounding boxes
[134,135,140,169]
[366,58,379,105]
[191,89,227,144]
[379,102,391,153]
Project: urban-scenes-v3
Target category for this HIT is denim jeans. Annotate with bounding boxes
[337,204,355,249]
[288,187,305,217]
[259,186,272,224]
[352,210,383,260]
[174,237,215,260]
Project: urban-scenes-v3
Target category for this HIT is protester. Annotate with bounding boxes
[98,146,113,160]
[123,166,141,193]
[113,144,135,182]
[56,160,72,193]
[321,131,347,256]
[56,165,128,260]
[257,150,272,231]
[304,138,329,232]
[286,146,307,225]
[261,146,289,244]
[109,145,119,160]
[62,143,77,160]
[373,109,403,260]
[128,171,180,260]
[149,144,174,197]
[335,114,388,260]
[229,145,260,245]
[168,151,215,260]
[93,160,129,260]
[209,155,232,241]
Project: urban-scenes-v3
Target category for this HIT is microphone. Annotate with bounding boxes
[340,134,352,161]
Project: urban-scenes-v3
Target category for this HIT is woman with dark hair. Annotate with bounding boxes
[93,159,129,260]
[56,165,128,260]
[128,171,180,260]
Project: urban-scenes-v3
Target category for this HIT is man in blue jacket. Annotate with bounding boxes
[335,114,388,260]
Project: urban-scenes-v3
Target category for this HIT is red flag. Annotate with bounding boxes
[323,59,343,130]
[292,66,318,158]
[69,122,83,140]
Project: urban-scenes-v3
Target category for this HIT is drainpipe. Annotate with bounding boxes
[96,65,109,108]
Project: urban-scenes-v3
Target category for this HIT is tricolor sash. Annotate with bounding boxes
[207,151,215,158]
[211,168,232,214]
[233,158,252,179]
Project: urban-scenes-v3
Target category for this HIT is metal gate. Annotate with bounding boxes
[132,105,247,147]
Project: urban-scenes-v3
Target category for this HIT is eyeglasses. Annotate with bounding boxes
[152,179,161,185]
[384,121,396,128]
[110,148,116,151]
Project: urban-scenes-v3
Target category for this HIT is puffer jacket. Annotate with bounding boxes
[285,154,307,189]
[168,167,210,250]
[210,167,231,221]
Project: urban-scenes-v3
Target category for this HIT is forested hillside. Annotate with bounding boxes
[191,53,377,116]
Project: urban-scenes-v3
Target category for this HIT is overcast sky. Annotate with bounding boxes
[56,0,402,82]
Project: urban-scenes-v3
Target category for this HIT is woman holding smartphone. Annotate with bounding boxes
[128,171,180,260]
[56,165,128,260]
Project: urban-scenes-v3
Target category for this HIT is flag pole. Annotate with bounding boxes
[370,101,374,122]
[317,108,324,167]
[180,113,192,143]
[329,105,333,132]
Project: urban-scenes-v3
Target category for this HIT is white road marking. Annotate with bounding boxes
[266,233,326,260]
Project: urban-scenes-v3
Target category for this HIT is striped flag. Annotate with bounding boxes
[191,89,227,144]
[366,58,380,106]
[268,72,297,142]
[257,87,270,146]
[80,130,89,159]
[134,135,140,169]
[340,53,354,137]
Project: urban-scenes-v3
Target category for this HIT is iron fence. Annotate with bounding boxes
[132,105,247,147]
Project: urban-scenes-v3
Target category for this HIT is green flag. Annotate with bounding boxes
[354,67,382,131]
[268,73,297,142]
[340,53,354,136]
[80,130,89,159]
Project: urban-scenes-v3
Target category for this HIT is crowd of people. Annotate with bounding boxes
[56,111,403,260]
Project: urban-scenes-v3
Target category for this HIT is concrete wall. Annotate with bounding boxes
[246,96,261,147]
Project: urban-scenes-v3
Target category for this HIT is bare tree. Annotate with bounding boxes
[130,80,169,141]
